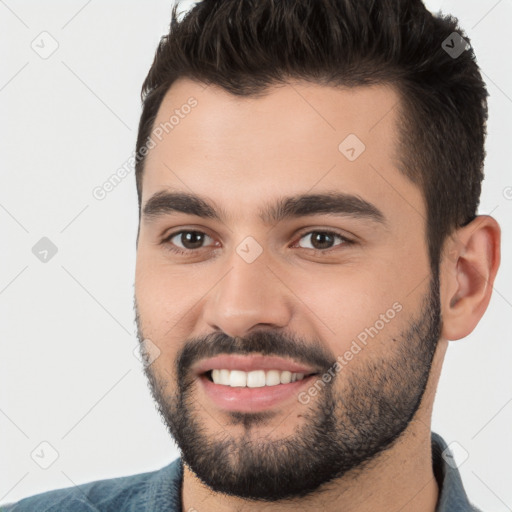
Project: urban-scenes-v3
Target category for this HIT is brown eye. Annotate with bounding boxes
[177,231,207,249]
[163,230,215,253]
[296,230,351,251]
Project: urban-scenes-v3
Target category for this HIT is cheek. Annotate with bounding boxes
[135,260,208,364]
[292,269,405,354]
[135,254,191,313]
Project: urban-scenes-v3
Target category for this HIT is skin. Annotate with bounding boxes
[134,78,501,512]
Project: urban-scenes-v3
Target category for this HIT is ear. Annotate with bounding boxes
[440,215,501,341]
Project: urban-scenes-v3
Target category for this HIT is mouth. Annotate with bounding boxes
[202,369,319,388]
[193,354,323,412]
[198,369,321,413]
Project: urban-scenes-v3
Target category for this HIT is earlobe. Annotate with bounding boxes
[440,215,501,341]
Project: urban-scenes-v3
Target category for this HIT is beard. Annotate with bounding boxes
[134,269,442,502]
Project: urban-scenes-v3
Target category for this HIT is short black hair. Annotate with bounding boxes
[135,0,488,273]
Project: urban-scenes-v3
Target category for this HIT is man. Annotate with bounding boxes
[3,0,500,510]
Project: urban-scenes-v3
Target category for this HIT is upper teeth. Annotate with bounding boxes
[211,369,307,387]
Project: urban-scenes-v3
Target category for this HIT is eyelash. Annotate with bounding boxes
[160,229,354,256]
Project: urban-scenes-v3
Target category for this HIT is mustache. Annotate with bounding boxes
[175,330,335,384]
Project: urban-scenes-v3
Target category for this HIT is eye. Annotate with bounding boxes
[162,230,217,255]
[294,230,353,252]
[161,228,354,256]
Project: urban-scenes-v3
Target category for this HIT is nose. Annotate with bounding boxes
[201,251,292,339]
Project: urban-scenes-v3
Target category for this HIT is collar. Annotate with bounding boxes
[431,431,482,511]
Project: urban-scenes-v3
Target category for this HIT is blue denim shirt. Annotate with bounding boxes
[1,431,483,511]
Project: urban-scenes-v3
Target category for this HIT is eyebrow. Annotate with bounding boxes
[142,190,387,227]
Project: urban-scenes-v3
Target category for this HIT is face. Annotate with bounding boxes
[134,78,442,501]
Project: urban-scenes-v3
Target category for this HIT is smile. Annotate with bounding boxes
[206,369,316,387]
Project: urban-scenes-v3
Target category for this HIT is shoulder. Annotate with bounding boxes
[1,457,183,512]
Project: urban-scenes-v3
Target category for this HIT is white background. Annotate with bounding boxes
[1,0,511,509]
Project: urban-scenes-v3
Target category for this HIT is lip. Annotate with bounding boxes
[198,373,318,412]
[192,354,320,376]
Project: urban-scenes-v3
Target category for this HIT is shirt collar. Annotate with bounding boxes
[431,431,482,511]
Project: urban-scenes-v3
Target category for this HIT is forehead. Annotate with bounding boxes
[141,78,425,229]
